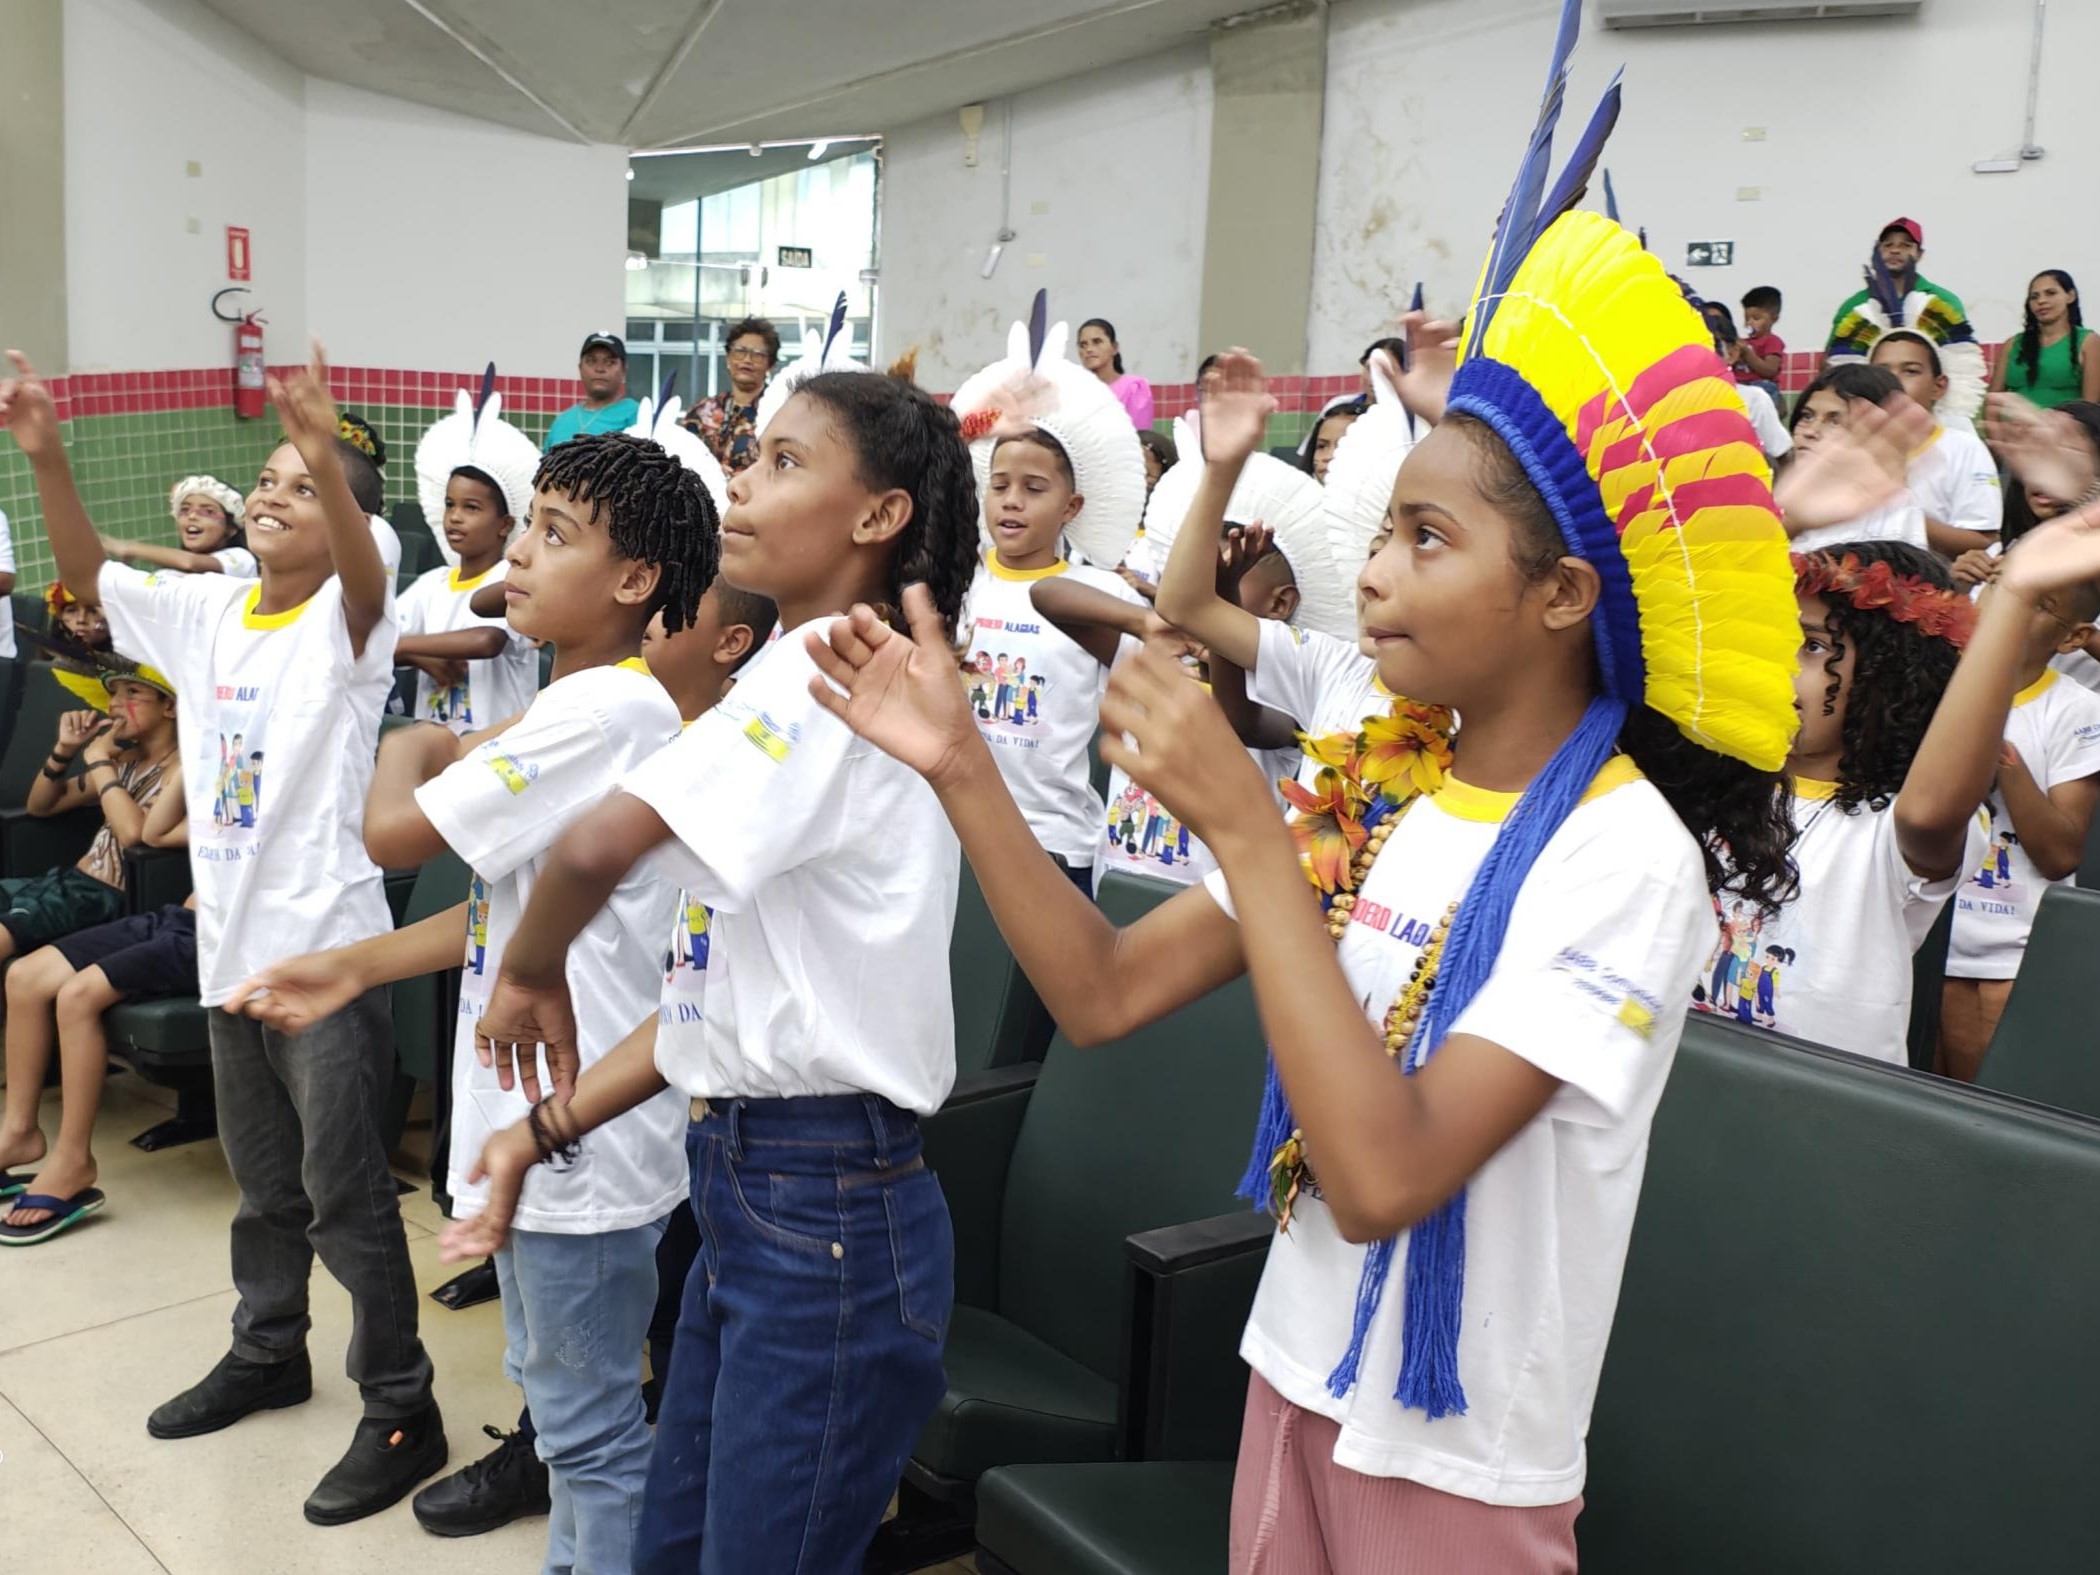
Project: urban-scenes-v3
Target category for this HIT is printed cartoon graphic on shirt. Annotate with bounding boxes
[465,875,491,975]
[1967,830,2018,893]
[425,675,472,727]
[1102,780,1196,871]
[659,889,711,1027]
[201,692,271,860]
[965,612,1063,751]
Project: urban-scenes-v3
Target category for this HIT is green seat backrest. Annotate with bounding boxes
[2079,802,2100,889]
[1978,882,2100,1118]
[391,500,430,540]
[0,658,22,765]
[2,664,85,808]
[390,847,470,1082]
[1584,1012,2100,1571]
[998,870,1267,1382]
[398,530,441,579]
[1904,896,1954,1072]
[951,858,1052,1076]
[11,590,48,636]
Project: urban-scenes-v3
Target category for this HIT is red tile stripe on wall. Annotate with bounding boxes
[35,345,2003,421]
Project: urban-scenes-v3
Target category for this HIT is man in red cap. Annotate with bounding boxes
[1826,217,1972,366]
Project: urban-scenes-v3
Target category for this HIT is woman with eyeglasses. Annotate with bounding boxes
[683,316,780,473]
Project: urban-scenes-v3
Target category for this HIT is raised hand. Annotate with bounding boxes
[1774,396,1928,530]
[805,585,986,790]
[223,951,365,1036]
[1198,351,1276,470]
[268,338,344,468]
[1097,646,1275,846]
[1997,502,2100,604]
[1218,521,1276,595]
[476,971,580,1103]
[1984,392,2100,510]
[0,350,63,460]
[1394,310,1462,427]
[437,1121,540,1262]
[55,710,105,755]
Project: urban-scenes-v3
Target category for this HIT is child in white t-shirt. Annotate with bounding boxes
[229,431,717,1570]
[1941,572,2100,1079]
[395,396,543,731]
[429,369,980,1572]
[1782,365,1931,555]
[1872,329,2002,558]
[804,219,1810,1567]
[101,475,257,580]
[0,344,440,1521]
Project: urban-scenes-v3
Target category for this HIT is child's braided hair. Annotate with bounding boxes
[534,433,719,634]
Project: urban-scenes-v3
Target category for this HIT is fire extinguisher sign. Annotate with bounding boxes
[227,226,251,282]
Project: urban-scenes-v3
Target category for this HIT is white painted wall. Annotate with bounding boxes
[63,0,308,372]
[305,79,628,375]
[877,45,1214,393]
[1308,0,2096,369]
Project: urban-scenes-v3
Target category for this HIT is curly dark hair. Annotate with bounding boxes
[2003,399,2100,546]
[1795,540,1961,812]
[1450,413,1798,911]
[794,369,980,639]
[533,433,719,634]
[2018,270,2083,386]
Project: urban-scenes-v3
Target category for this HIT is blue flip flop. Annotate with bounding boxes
[0,1189,106,1245]
[0,1171,31,1200]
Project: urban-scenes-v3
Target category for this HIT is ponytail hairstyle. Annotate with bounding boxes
[1453,413,1797,910]
[794,369,981,641]
[332,412,388,516]
[1079,317,1125,376]
[2019,269,2083,384]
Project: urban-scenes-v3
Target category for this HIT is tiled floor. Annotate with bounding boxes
[1,1074,976,1573]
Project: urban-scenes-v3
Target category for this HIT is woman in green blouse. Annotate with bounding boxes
[1991,270,2100,408]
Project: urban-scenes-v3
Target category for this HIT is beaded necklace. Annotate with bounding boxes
[1268,699,1458,1227]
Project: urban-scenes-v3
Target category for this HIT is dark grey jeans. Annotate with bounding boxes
[207,986,434,1418]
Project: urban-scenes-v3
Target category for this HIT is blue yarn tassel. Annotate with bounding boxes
[1305,695,1627,1418]
[1235,1060,1295,1206]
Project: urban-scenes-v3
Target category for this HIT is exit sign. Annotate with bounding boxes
[1685,240,1734,267]
[777,245,813,268]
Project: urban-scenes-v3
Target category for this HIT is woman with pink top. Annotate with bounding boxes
[1078,317,1155,430]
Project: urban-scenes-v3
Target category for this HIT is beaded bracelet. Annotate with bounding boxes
[527,1098,581,1167]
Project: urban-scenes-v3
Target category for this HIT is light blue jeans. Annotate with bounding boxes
[496,1218,668,1575]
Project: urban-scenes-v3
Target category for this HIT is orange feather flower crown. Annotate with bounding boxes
[1792,550,1977,647]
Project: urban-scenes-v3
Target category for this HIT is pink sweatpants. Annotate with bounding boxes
[1229,1372,1583,1575]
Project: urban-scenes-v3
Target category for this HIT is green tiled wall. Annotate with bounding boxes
[1,402,553,592]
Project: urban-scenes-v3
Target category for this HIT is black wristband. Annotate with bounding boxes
[42,762,69,780]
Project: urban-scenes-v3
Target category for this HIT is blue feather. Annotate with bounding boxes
[1028,288,1048,370]
[1866,252,1907,324]
[822,292,849,358]
[1410,280,1426,314]
[1539,74,1623,231]
[473,361,496,432]
[1467,0,1589,355]
[656,371,677,411]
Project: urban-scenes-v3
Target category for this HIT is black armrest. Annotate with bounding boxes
[922,1062,1041,1311]
[1119,1209,1274,1462]
[122,844,193,915]
[0,804,100,879]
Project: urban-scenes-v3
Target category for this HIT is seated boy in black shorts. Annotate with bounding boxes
[1,764,191,1246]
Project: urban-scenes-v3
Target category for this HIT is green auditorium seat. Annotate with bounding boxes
[1905,896,1954,1072]
[949,859,1053,1077]
[976,1014,2100,1574]
[10,590,47,638]
[1582,1012,2100,1571]
[397,529,441,580]
[1977,882,2100,1119]
[871,870,1269,1569]
[0,656,22,751]
[390,500,430,541]
[1,662,87,809]
[383,848,468,1163]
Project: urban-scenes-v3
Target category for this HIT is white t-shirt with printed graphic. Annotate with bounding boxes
[1907,425,2002,539]
[210,546,260,579]
[1790,495,1930,557]
[395,562,537,733]
[629,620,960,1115]
[1204,760,1712,1504]
[1247,617,1387,791]
[961,556,1143,864]
[1099,744,1298,890]
[417,660,686,1233]
[1948,669,2100,979]
[1695,781,1988,1064]
[97,563,396,1005]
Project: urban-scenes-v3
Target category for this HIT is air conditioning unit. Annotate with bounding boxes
[1600,0,1921,27]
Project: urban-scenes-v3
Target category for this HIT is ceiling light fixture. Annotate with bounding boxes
[807,140,829,161]
[630,135,878,159]
[625,167,636,181]
[625,252,650,271]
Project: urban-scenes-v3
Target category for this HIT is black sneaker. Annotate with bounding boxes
[146,1350,312,1439]
[304,1404,448,1526]
[411,1422,552,1538]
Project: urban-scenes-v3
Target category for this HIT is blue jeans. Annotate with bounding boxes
[497,1218,669,1575]
[637,1095,953,1574]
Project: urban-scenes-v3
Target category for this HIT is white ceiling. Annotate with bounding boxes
[195,0,1264,148]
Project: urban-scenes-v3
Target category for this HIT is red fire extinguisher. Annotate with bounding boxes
[213,288,266,419]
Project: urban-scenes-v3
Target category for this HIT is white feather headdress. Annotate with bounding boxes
[413,366,542,567]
